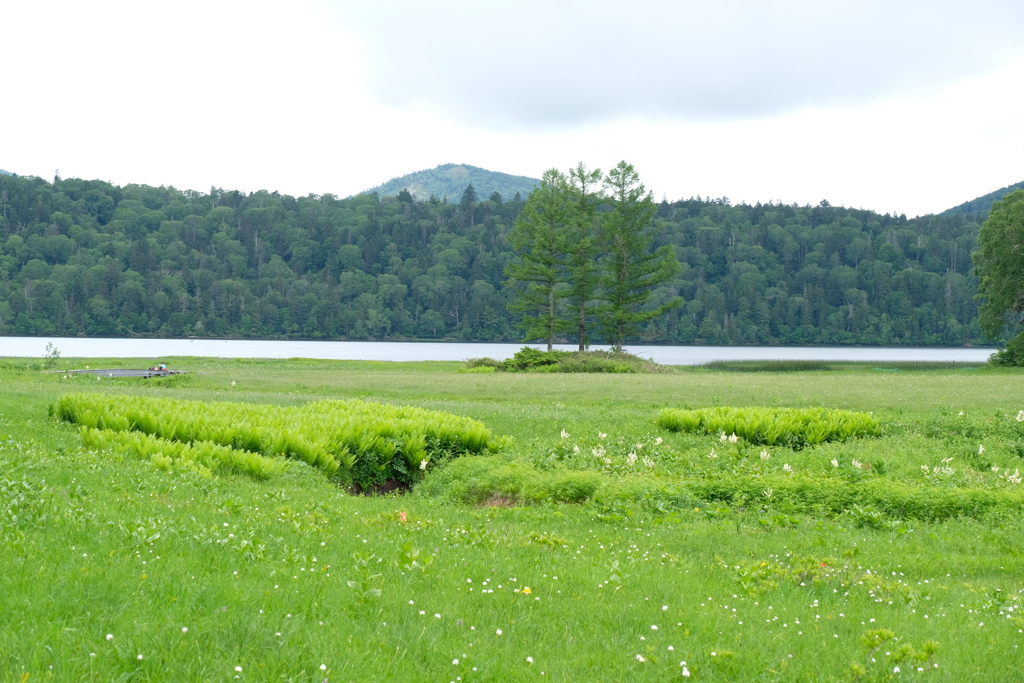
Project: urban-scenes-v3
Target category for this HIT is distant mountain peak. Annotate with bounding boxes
[360,163,538,202]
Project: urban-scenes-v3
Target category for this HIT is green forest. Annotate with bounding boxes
[0,171,992,346]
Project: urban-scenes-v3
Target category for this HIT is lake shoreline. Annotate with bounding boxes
[0,336,996,365]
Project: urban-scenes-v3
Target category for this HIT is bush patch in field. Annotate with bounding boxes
[657,406,881,447]
[79,427,286,480]
[466,347,669,374]
[56,393,506,490]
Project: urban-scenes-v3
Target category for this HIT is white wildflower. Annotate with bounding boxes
[831,459,839,468]
[419,458,429,470]
[783,463,793,472]
[763,488,774,498]
[560,429,570,439]
[526,657,534,664]
[598,432,607,439]
[1016,410,1024,422]
[852,459,863,469]
[573,445,580,454]
[626,452,638,466]
[728,433,739,443]
[979,444,985,455]
[636,655,645,662]
[760,450,770,460]
[655,437,663,445]
[720,432,728,442]
[642,456,655,468]
[708,448,718,459]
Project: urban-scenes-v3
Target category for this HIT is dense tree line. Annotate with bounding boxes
[0,172,989,346]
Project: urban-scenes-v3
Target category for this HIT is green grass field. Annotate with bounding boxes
[1,356,1023,681]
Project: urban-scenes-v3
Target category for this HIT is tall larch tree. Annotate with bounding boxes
[596,161,682,352]
[565,163,603,351]
[504,169,572,350]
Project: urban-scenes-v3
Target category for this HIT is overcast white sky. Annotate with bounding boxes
[4,0,1024,216]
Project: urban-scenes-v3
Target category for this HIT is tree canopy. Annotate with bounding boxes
[597,162,681,351]
[973,189,1024,362]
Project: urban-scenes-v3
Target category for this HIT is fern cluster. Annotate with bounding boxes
[57,394,505,489]
[656,406,880,447]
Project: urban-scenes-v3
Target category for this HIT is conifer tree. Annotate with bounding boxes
[504,169,572,350]
[565,163,603,351]
[596,161,682,352]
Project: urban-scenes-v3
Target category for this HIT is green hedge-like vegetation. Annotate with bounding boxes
[687,474,1024,522]
[56,393,506,489]
[415,455,603,505]
[417,457,1024,522]
[465,347,667,373]
[657,406,880,447]
[79,427,286,480]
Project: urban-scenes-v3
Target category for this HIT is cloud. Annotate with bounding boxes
[331,0,1024,127]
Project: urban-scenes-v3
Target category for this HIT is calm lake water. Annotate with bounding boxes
[0,337,995,365]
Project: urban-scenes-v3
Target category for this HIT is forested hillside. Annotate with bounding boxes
[361,164,538,203]
[939,180,1024,222]
[0,173,990,346]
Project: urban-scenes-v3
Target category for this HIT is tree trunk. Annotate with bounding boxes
[548,285,555,352]
[578,299,586,352]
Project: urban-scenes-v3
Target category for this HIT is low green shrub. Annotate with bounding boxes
[417,456,601,505]
[462,347,669,374]
[464,357,502,369]
[79,427,286,480]
[988,332,1024,366]
[687,474,1024,522]
[500,347,565,371]
[657,406,880,447]
[56,393,506,490]
[419,453,1024,522]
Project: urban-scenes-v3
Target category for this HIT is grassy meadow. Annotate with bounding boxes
[1,356,1023,681]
